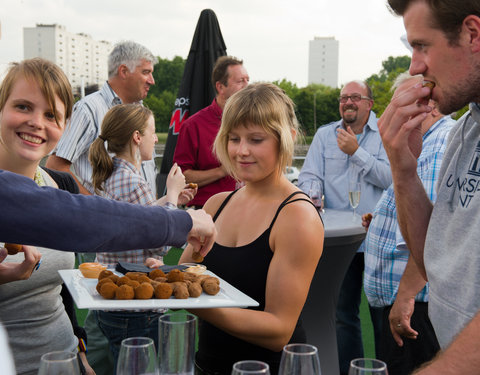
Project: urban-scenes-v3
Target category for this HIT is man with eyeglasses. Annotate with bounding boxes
[298,80,392,375]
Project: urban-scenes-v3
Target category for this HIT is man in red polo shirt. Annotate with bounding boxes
[173,56,249,208]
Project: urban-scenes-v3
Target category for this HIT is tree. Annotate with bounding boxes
[366,55,411,116]
[149,56,185,96]
[144,56,185,132]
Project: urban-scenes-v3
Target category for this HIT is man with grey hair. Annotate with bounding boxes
[46,40,156,375]
[298,80,391,375]
[47,40,156,195]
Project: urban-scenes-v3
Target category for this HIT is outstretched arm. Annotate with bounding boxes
[0,170,193,252]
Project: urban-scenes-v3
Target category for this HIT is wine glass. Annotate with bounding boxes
[348,168,361,217]
[158,312,197,375]
[348,358,388,375]
[278,343,321,375]
[231,360,271,374]
[307,180,323,213]
[37,351,80,375]
[116,337,159,375]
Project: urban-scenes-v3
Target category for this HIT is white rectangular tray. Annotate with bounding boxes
[59,269,259,310]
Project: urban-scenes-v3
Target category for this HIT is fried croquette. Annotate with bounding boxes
[148,269,166,279]
[422,80,435,100]
[137,275,152,284]
[172,283,189,299]
[117,276,132,286]
[128,280,141,289]
[96,278,115,293]
[108,274,120,283]
[115,284,135,300]
[191,251,204,262]
[187,182,198,189]
[154,276,167,283]
[202,277,220,295]
[154,283,173,299]
[98,270,114,280]
[182,272,199,282]
[166,269,184,282]
[125,272,145,280]
[187,282,202,298]
[135,282,154,299]
[4,243,22,255]
[99,282,118,299]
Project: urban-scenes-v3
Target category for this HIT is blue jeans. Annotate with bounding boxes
[95,310,163,374]
[336,252,383,375]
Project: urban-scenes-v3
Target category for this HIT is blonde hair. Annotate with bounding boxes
[0,58,73,126]
[213,82,299,180]
[89,104,153,194]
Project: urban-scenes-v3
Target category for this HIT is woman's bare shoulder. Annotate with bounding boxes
[203,191,234,216]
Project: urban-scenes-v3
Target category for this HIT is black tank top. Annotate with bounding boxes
[196,190,318,375]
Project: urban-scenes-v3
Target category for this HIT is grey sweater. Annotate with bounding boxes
[425,103,480,348]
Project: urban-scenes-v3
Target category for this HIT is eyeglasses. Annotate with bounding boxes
[338,93,371,103]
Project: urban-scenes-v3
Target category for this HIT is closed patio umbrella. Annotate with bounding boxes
[157,9,227,197]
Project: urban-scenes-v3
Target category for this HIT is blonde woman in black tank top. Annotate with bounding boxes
[180,83,324,374]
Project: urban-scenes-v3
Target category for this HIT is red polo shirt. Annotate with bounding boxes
[173,99,236,207]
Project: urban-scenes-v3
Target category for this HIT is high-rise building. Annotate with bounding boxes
[308,36,339,88]
[23,24,112,95]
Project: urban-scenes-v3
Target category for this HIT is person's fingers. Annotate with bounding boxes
[0,248,7,263]
[390,321,405,347]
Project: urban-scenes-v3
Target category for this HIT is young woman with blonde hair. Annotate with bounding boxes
[180,82,324,374]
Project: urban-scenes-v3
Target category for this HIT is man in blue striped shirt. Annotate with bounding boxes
[46,41,157,195]
[363,73,455,375]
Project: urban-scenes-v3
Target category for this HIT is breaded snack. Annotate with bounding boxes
[117,276,132,286]
[166,269,184,282]
[99,282,118,299]
[154,283,173,299]
[187,282,202,298]
[96,278,114,293]
[125,272,145,281]
[149,269,166,279]
[202,277,220,295]
[153,276,167,283]
[422,80,435,100]
[135,282,154,299]
[191,251,204,263]
[115,284,135,300]
[137,275,152,284]
[187,182,198,189]
[98,270,114,280]
[172,282,189,299]
[182,272,199,282]
[5,243,22,255]
[79,262,107,278]
[108,274,120,284]
[128,280,141,289]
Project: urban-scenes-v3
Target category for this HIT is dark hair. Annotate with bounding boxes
[211,56,243,93]
[89,104,153,193]
[387,0,480,44]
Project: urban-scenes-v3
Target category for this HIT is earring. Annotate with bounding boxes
[135,146,141,165]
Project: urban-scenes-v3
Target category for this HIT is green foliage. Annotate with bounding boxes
[144,91,176,133]
[144,56,185,133]
[149,56,185,96]
[366,55,411,116]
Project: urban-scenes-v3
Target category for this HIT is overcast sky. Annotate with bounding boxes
[0,0,409,87]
